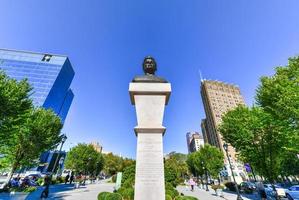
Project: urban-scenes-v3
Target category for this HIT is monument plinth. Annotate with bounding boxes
[129,57,171,200]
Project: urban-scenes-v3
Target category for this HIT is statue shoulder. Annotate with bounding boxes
[132,75,168,83]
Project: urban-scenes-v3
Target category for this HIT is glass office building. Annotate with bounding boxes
[0,49,74,123]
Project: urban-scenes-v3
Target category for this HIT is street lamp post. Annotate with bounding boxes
[52,134,67,175]
[201,161,209,191]
[223,143,243,200]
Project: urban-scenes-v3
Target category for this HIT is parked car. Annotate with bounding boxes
[239,182,256,193]
[264,184,286,198]
[285,185,299,200]
[24,171,42,178]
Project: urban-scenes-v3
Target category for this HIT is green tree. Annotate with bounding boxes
[280,152,299,179]
[186,152,202,177]
[65,143,104,176]
[2,108,63,181]
[0,71,63,181]
[219,106,289,182]
[219,57,299,182]
[256,57,299,153]
[102,153,134,176]
[0,71,32,147]
[165,152,188,183]
[187,145,224,179]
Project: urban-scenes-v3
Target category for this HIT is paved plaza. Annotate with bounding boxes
[0,181,114,200]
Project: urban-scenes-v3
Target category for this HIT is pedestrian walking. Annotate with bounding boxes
[189,178,196,192]
[65,173,70,184]
[40,175,51,199]
[70,172,74,184]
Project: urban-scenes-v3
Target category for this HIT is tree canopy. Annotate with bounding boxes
[0,71,32,147]
[219,106,287,182]
[102,153,135,176]
[0,71,63,181]
[187,145,224,178]
[219,56,299,182]
[65,143,104,176]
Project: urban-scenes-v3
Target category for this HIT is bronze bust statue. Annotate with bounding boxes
[132,56,168,83]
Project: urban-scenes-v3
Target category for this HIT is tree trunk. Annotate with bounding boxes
[6,162,17,184]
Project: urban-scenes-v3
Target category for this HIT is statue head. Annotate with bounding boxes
[143,56,157,75]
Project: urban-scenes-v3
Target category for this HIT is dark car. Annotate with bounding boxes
[239,182,256,193]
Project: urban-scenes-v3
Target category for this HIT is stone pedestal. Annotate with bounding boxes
[129,82,171,200]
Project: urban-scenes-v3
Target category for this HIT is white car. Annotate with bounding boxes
[264,184,286,198]
[286,185,299,200]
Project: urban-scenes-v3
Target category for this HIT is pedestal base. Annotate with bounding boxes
[134,133,165,200]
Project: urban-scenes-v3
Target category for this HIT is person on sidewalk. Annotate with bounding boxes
[189,178,196,192]
[65,173,70,184]
[40,175,51,199]
[70,172,74,184]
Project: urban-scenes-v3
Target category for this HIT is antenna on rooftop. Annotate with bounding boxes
[198,69,204,82]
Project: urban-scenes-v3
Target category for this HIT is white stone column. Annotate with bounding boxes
[129,82,171,200]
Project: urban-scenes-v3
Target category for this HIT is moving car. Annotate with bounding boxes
[286,185,299,200]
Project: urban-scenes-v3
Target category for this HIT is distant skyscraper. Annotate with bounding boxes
[186,132,204,153]
[200,80,245,162]
[0,49,75,123]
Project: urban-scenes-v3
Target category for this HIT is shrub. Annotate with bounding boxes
[98,192,111,200]
[36,178,44,186]
[56,176,65,183]
[23,186,37,193]
[10,186,37,193]
[165,182,179,199]
[121,164,135,185]
[166,194,172,200]
[224,182,237,191]
[165,167,178,187]
[98,192,122,200]
[107,193,122,200]
[117,187,134,200]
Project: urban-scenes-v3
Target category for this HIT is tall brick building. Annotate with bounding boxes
[200,80,245,162]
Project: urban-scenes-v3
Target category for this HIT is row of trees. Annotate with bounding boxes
[219,56,299,183]
[64,144,135,178]
[0,71,63,182]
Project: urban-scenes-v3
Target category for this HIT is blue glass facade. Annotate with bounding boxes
[0,49,74,123]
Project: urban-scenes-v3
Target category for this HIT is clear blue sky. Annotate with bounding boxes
[1,1,299,158]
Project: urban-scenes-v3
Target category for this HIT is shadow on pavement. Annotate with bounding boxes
[25,184,78,200]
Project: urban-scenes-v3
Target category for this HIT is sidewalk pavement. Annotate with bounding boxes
[0,180,114,200]
[177,185,259,200]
